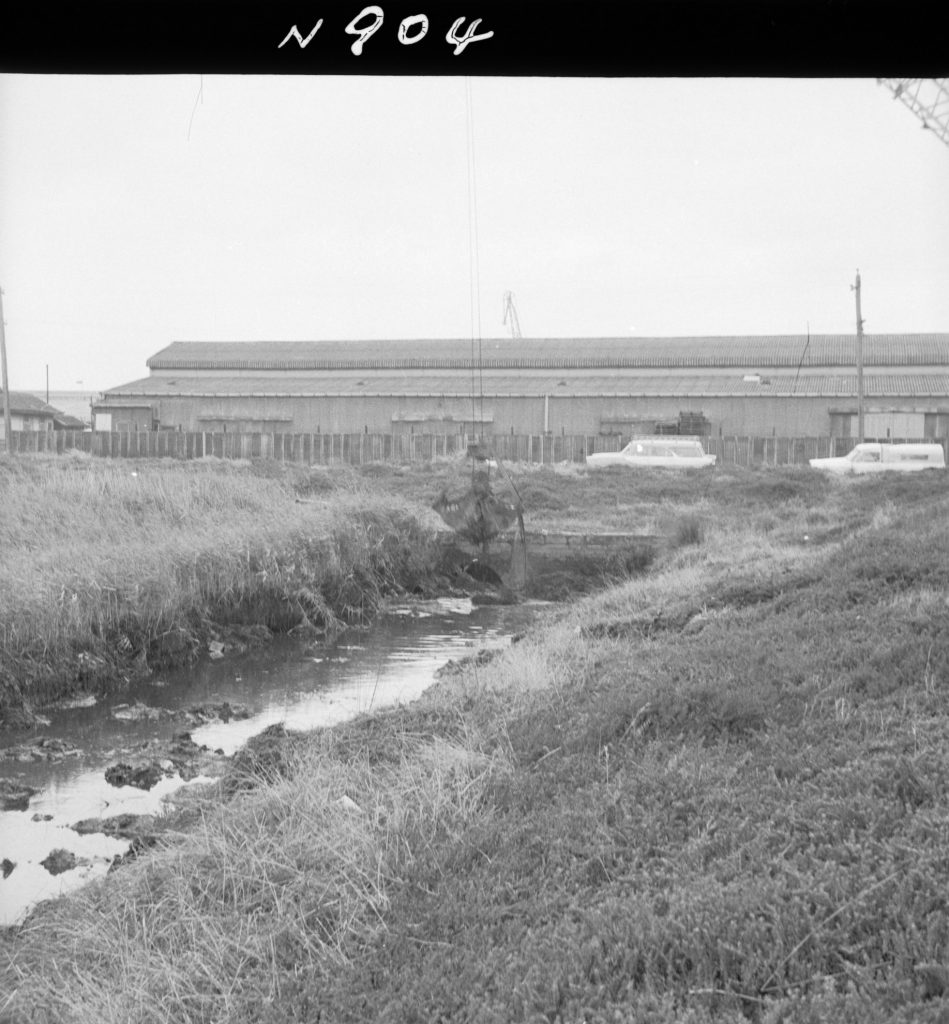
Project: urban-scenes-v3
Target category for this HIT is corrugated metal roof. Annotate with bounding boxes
[146,335,949,371]
[102,373,949,400]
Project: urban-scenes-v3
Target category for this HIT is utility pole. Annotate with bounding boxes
[852,270,865,443]
[0,286,11,454]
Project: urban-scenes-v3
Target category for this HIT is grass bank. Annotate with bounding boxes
[4,465,949,1021]
[0,451,838,716]
[0,454,437,716]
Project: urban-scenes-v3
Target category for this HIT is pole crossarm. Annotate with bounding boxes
[878,78,949,148]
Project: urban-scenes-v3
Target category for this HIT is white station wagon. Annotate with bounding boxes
[809,442,946,475]
[586,436,717,469]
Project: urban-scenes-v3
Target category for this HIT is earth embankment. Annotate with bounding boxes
[0,455,440,720]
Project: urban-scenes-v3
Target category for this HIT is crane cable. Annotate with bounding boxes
[464,78,485,454]
[461,80,527,585]
[792,322,811,394]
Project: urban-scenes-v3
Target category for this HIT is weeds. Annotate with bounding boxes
[672,513,705,547]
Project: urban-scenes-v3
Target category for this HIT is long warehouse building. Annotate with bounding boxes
[93,335,949,439]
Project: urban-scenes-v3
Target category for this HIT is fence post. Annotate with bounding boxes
[19,430,921,469]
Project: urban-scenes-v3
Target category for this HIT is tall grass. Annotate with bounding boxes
[2,726,510,1024]
[0,456,436,708]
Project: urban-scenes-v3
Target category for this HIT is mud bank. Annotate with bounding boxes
[0,506,444,726]
[2,521,643,730]
[436,530,661,602]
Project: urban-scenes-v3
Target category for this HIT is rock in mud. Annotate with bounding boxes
[224,723,295,796]
[46,693,98,710]
[109,833,160,873]
[228,624,274,650]
[334,795,363,814]
[1,736,83,763]
[169,731,204,756]
[1,858,15,878]
[111,702,176,722]
[206,624,276,657]
[40,848,88,876]
[166,731,226,781]
[105,761,169,791]
[0,778,39,811]
[72,812,156,839]
[182,701,251,726]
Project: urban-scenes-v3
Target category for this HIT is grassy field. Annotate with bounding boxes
[3,456,949,1022]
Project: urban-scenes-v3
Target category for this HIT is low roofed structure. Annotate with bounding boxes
[0,391,61,440]
[95,335,949,440]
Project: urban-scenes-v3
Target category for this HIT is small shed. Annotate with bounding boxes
[0,391,58,440]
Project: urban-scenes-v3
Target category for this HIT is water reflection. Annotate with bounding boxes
[0,598,540,926]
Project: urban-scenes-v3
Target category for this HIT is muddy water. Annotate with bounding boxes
[0,597,542,927]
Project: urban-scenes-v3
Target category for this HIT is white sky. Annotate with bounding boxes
[1,75,947,392]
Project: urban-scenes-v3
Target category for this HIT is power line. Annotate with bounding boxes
[464,78,485,443]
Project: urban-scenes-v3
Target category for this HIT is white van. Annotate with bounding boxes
[586,436,716,470]
[809,442,946,475]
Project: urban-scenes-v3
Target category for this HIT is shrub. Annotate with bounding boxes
[672,514,704,547]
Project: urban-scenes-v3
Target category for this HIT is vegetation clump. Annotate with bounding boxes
[672,512,704,547]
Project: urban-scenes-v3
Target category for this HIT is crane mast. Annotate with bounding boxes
[502,290,522,339]
[878,79,949,149]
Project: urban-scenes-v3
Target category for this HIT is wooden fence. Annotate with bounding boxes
[5,429,947,467]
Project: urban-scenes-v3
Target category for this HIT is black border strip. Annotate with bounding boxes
[3,1,948,76]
